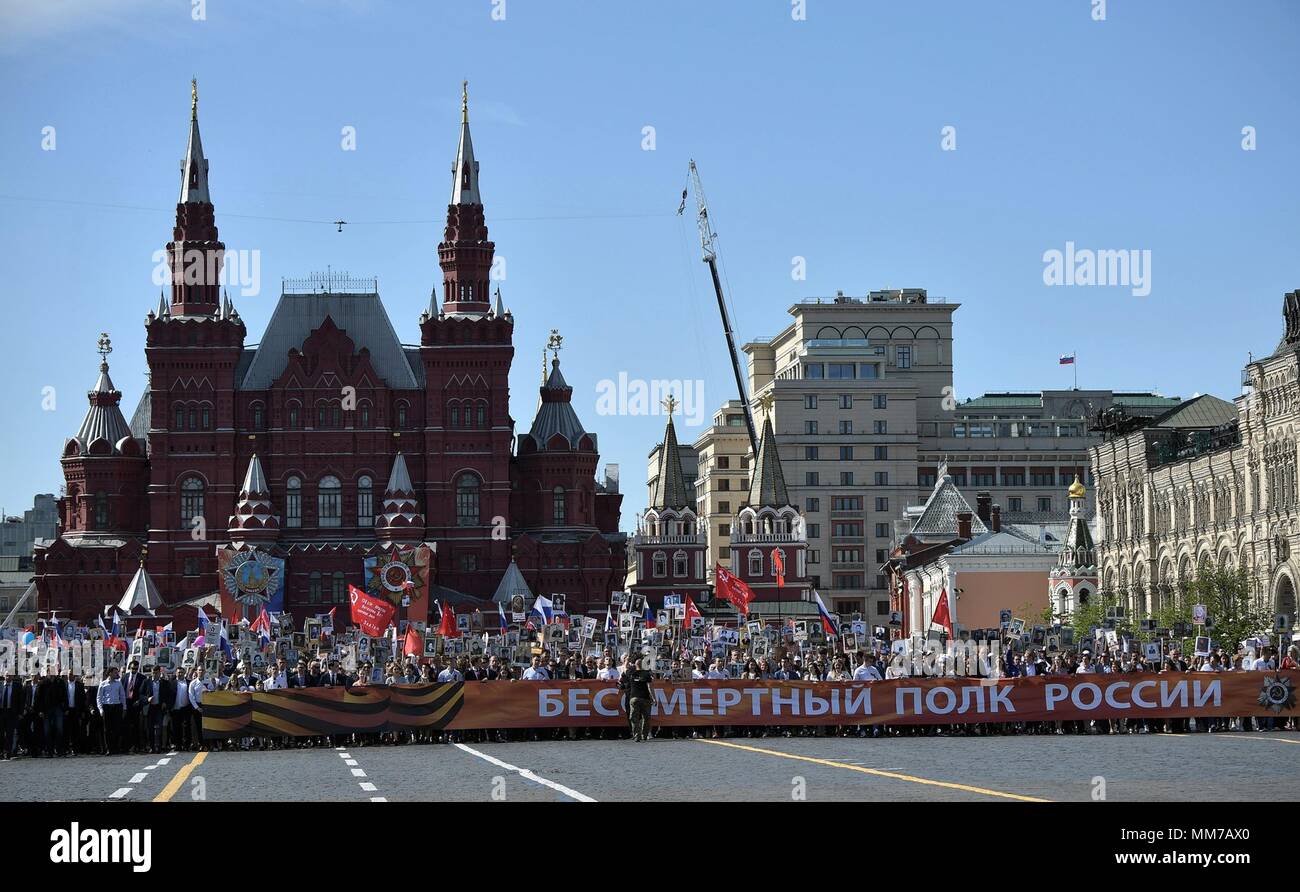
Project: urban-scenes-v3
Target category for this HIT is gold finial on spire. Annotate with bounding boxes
[190,78,198,119]
[542,347,547,384]
[547,328,563,361]
[756,391,775,421]
[661,394,679,418]
[461,80,469,123]
[97,332,112,368]
[1068,474,1086,500]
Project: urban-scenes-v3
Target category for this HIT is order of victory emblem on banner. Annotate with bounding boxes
[218,548,285,614]
[364,544,432,622]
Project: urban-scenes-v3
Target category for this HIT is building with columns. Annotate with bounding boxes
[33,82,626,624]
[1090,290,1300,630]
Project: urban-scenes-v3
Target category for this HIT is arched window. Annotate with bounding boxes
[174,404,184,430]
[331,572,347,604]
[318,475,342,527]
[180,477,205,527]
[553,486,566,524]
[357,476,374,527]
[359,403,370,428]
[94,493,109,529]
[308,571,322,604]
[332,403,342,428]
[252,403,264,430]
[456,473,481,527]
[288,403,300,429]
[201,405,211,430]
[652,551,667,578]
[449,405,459,428]
[317,404,327,428]
[672,550,688,578]
[476,404,486,428]
[396,402,409,429]
[285,476,302,527]
[188,407,198,431]
[748,549,764,577]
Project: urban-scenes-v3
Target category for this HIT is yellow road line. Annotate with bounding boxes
[697,739,1050,802]
[1216,733,1300,744]
[153,751,207,802]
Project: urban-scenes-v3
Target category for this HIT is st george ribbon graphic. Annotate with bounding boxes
[204,671,1299,737]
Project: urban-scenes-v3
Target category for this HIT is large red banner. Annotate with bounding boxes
[348,584,395,637]
[204,671,1299,737]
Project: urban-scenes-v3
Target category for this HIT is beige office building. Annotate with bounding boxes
[674,289,1175,626]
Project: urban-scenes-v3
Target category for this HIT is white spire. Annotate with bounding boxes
[450,80,481,205]
[386,452,414,494]
[492,286,505,319]
[117,564,164,615]
[157,291,168,319]
[240,453,269,496]
[179,78,211,204]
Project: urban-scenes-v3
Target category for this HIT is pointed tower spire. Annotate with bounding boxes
[168,78,224,317]
[491,286,506,319]
[116,563,164,616]
[651,400,691,511]
[451,80,481,205]
[375,453,426,543]
[227,454,280,543]
[438,80,494,317]
[73,333,133,451]
[157,291,168,319]
[179,78,211,204]
[745,405,791,509]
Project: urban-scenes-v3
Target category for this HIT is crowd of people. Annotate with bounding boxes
[2,638,1295,758]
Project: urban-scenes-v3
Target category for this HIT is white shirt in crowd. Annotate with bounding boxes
[521,666,550,680]
[1074,661,1096,674]
[706,668,729,679]
[691,667,707,680]
[437,667,464,682]
[172,680,190,710]
[595,667,620,681]
[188,677,212,709]
[853,663,883,681]
[1251,656,1271,671]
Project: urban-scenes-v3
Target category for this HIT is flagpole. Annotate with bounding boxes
[1074,352,1078,390]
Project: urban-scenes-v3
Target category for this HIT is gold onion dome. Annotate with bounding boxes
[1067,474,1086,500]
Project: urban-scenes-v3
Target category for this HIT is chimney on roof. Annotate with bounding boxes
[956,511,973,541]
[976,491,992,526]
[990,503,1001,533]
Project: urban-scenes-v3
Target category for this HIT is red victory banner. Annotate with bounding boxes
[348,584,396,637]
[204,671,1299,737]
[714,564,754,615]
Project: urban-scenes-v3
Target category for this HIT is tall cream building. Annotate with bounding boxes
[650,289,1173,625]
[1090,291,1300,630]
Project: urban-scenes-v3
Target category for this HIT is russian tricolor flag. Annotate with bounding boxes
[813,590,839,637]
[643,603,657,629]
[498,601,509,633]
[1059,354,1075,365]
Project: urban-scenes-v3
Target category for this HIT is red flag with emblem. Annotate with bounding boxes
[348,584,396,637]
[438,602,461,638]
[931,588,954,638]
[714,564,754,616]
[403,625,423,657]
[682,594,702,630]
[772,549,786,587]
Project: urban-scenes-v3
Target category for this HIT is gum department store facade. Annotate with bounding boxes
[1090,291,1300,629]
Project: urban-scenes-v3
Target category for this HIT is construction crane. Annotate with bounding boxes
[681,160,759,460]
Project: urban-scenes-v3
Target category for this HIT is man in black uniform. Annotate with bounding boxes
[620,654,655,742]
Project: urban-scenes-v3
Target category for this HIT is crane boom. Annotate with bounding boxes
[686,160,759,460]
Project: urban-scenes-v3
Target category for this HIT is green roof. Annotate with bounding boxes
[1112,394,1182,409]
[1153,394,1238,429]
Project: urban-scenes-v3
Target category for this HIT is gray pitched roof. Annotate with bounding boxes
[522,358,592,451]
[73,362,135,449]
[910,477,988,537]
[1152,394,1238,429]
[745,415,791,509]
[948,529,1057,557]
[117,565,164,614]
[129,389,151,443]
[651,416,691,511]
[491,560,534,604]
[239,292,420,390]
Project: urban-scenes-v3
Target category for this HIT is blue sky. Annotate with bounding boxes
[0,0,1296,528]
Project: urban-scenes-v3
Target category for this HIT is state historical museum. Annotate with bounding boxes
[34,84,627,626]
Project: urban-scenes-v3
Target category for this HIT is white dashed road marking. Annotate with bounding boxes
[109,750,179,800]
[336,749,383,799]
[452,743,597,802]
[109,788,131,799]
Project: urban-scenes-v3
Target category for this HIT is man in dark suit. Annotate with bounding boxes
[21,673,44,757]
[319,660,350,689]
[39,668,85,756]
[121,660,147,753]
[142,665,167,754]
[287,661,316,688]
[0,672,24,759]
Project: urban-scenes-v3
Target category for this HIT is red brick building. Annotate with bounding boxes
[34,84,626,625]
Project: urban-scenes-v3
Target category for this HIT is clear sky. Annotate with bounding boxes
[0,0,1296,529]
